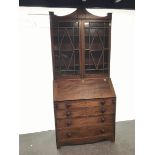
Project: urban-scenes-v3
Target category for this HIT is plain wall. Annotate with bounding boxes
[20,7,135,134]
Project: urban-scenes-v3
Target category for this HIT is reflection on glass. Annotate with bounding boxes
[53,21,80,75]
[85,22,110,74]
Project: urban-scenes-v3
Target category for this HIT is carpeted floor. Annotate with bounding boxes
[19,120,135,155]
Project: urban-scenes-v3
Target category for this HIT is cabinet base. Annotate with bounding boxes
[56,135,115,148]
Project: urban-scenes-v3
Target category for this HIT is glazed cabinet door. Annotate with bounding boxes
[51,19,80,78]
[83,20,111,76]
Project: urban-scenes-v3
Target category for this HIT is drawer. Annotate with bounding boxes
[57,114,114,128]
[59,134,113,146]
[54,98,116,110]
[57,124,114,140]
[56,105,115,119]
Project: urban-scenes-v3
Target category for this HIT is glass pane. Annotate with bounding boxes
[53,21,80,75]
[84,22,110,74]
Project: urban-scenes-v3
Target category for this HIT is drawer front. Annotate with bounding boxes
[59,134,112,146]
[55,98,115,110]
[57,124,114,140]
[57,114,114,128]
[56,106,114,119]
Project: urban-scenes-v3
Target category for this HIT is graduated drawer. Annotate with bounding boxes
[59,134,112,146]
[57,114,114,128]
[56,105,114,119]
[55,98,115,110]
[57,124,114,141]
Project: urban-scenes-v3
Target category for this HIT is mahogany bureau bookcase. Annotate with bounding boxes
[49,8,116,148]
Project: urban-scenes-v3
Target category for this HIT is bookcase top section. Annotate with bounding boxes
[49,8,112,79]
[53,78,116,101]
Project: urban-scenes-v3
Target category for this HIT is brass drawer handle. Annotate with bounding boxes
[100,101,105,105]
[101,108,105,113]
[66,111,71,116]
[66,132,72,137]
[100,129,105,133]
[101,117,105,122]
[65,103,71,108]
[66,120,72,126]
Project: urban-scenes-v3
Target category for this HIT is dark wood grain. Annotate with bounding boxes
[59,134,113,146]
[55,98,115,109]
[56,106,114,119]
[57,124,114,140]
[54,78,115,101]
[56,114,114,129]
[55,98,115,119]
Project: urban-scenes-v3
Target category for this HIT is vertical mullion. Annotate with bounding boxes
[79,20,83,78]
[73,23,75,74]
[89,22,90,70]
[79,20,82,78]
[80,20,85,78]
[58,23,61,74]
[103,23,105,72]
